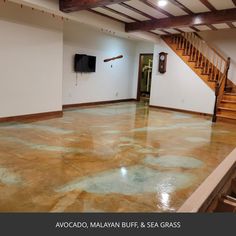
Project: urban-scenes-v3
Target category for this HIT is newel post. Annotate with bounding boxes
[212,83,219,122]
[224,57,231,91]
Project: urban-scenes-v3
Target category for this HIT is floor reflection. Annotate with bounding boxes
[0,102,236,212]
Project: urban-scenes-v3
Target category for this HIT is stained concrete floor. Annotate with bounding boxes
[0,102,236,212]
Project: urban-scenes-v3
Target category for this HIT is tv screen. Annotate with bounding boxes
[74,54,96,73]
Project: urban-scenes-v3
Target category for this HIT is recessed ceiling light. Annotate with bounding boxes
[157,0,168,7]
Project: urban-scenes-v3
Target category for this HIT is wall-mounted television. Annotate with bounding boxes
[74,54,96,73]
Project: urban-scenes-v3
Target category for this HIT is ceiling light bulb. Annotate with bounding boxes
[157,0,168,7]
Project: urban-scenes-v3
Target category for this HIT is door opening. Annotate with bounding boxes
[137,53,153,103]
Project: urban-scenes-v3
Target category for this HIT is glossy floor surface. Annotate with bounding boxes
[0,102,236,212]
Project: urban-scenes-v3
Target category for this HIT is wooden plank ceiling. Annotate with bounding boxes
[59,0,236,36]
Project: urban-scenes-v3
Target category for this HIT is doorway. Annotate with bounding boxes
[137,54,153,103]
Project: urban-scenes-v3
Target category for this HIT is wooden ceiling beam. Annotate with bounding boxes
[190,26,200,32]
[87,9,160,37]
[139,0,173,17]
[59,0,129,13]
[102,6,140,22]
[168,0,194,15]
[207,24,217,30]
[125,8,236,32]
[199,0,217,11]
[227,22,236,28]
[170,0,216,31]
[119,2,156,20]
[174,28,184,33]
[232,0,236,7]
[87,9,126,23]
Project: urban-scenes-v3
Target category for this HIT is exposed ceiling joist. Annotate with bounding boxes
[139,0,173,17]
[199,0,217,11]
[87,9,125,24]
[207,24,217,30]
[168,0,194,15]
[227,22,236,28]
[102,6,140,22]
[169,0,216,33]
[59,0,129,13]
[125,8,236,32]
[119,2,156,20]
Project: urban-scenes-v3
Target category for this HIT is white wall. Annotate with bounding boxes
[131,41,154,98]
[0,2,63,118]
[199,29,236,84]
[63,21,138,105]
[150,39,215,114]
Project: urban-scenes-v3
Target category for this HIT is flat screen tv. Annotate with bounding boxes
[74,54,96,73]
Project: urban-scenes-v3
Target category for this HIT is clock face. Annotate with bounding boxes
[160,55,165,61]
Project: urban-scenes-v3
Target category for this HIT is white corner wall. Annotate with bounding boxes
[63,22,137,105]
[150,39,215,114]
[199,29,236,84]
[0,2,63,118]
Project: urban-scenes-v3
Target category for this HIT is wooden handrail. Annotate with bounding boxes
[169,33,231,122]
[218,62,229,88]
[193,33,227,63]
[181,32,227,75]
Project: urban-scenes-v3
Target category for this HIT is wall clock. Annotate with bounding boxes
[158,52,168,74]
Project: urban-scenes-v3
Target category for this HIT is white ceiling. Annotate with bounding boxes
[164,28,181,34]
[148,0,188,16]
[194,25,212,31]
[212,23,231,29]
[178,27,196,32]
[208,0,235,10]
[107,4,150,21]
[126,0,168,18]
[177,0,210,13]
[93,7,135,22]
[151,29,167,35]
[91,0,236,35]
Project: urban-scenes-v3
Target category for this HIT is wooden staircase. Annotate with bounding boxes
[162,33,236,122]
[217,93,236,121]
[211,177,236,212]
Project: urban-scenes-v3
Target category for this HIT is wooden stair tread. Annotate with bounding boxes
[225,195,236,203]
[215,197,236,212]
[221,100,236,103]
[218,107,236,112]
[221,197,236,206]
[224,93,236,96]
